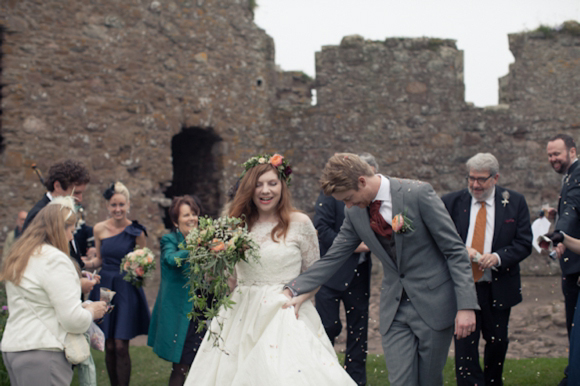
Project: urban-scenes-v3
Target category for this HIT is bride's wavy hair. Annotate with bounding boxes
[228,163,294,242]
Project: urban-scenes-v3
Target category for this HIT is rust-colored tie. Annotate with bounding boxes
[471,202,486,282]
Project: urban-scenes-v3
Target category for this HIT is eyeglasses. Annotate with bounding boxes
[466,175,493,184]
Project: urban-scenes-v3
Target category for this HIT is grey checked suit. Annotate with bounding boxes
[289,177,478,385]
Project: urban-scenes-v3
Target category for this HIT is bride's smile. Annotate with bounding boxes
[253,170,282,214]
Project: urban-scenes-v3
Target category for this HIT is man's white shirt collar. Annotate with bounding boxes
[373,174,391,203]
[372,175,393,225]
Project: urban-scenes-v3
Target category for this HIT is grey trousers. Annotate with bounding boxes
[382,297,454,386]
[2,349,73,386]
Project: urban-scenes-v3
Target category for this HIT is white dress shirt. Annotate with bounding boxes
[372,175,393,225]
[465,188,501,281]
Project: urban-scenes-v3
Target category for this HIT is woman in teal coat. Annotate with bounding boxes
[148,196,205,386]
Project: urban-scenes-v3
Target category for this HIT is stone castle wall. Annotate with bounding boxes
[1,1,579,276]
[0,0,277,240]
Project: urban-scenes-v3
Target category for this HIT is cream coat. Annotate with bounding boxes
[1,244,92,352]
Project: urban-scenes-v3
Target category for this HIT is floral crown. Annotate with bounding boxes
[240,153,292,184]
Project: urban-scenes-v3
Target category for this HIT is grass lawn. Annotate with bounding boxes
[73,347,567,385]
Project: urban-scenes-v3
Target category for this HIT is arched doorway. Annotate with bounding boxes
[163,127,222,228]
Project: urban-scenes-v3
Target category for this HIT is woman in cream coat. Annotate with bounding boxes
[0,197,108,386]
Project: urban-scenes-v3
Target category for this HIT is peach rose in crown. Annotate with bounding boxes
[269,154,284,167]
[135,266,145,276]
[147,256,153,264]
[136,250,145,256]
[392,214,404,233]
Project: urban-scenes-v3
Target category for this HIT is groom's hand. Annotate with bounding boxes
[454,309,476,339]
[282,288,293,299]
[283,293,307,319]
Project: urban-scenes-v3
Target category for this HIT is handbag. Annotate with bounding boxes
[15,286,91,364]
[63,333,91,364]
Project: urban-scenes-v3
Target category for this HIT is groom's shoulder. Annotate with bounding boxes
[441,188,468,202]
[394,177,434,192]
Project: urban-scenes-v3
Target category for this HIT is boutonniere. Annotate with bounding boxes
[392,210,414,234]
[501,191,510,207]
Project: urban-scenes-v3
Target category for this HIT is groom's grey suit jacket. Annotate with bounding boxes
[290,177,479,335]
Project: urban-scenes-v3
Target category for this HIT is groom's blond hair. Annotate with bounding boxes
[320,153,374,195]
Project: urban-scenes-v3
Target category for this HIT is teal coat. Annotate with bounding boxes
[147,231,192,363]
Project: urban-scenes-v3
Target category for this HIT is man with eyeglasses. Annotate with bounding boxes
[546,133,580,386]
[442,153,532,386]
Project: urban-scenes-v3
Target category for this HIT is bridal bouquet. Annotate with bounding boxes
[179,216,260,338]
[120,247,156,287]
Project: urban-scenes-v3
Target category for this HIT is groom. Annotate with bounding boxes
[285,153,478,386]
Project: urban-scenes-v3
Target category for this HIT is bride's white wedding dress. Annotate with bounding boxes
[184,219,356,385]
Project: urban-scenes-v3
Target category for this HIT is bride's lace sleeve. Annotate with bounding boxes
[297,219,321,273]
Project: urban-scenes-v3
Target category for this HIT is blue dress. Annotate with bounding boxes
[89,221,151,340]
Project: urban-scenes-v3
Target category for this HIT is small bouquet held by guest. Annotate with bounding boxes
[120,247,156,287]
[180,216,260,340]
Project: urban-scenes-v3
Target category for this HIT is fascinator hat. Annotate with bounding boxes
[103,183,115,200]
[48,196,77,221]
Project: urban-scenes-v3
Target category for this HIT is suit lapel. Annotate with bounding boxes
[492,187,505,249]
[457,191,471,242]
[390,178,404,265]
[560,161,578,211]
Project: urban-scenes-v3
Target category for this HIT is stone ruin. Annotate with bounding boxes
[1,0,579,281]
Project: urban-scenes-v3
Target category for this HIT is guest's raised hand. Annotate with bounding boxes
[454,309,476,339]
[545,207,557,221]
[86,247,97,259]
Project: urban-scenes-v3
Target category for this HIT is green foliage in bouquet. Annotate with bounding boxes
[179,216,260,343]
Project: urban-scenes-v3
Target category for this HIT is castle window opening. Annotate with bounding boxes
[163,127,223,229]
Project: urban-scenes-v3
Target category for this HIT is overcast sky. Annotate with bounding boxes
[254,0,580,107]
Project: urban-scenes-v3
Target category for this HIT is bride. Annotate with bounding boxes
[184,154,355,385]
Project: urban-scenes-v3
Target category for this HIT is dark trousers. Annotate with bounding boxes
[562,272,580,337]
[569,292,580,384]
[561,272,580,382]
[315,260,370,385]
[455,282,511,386]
